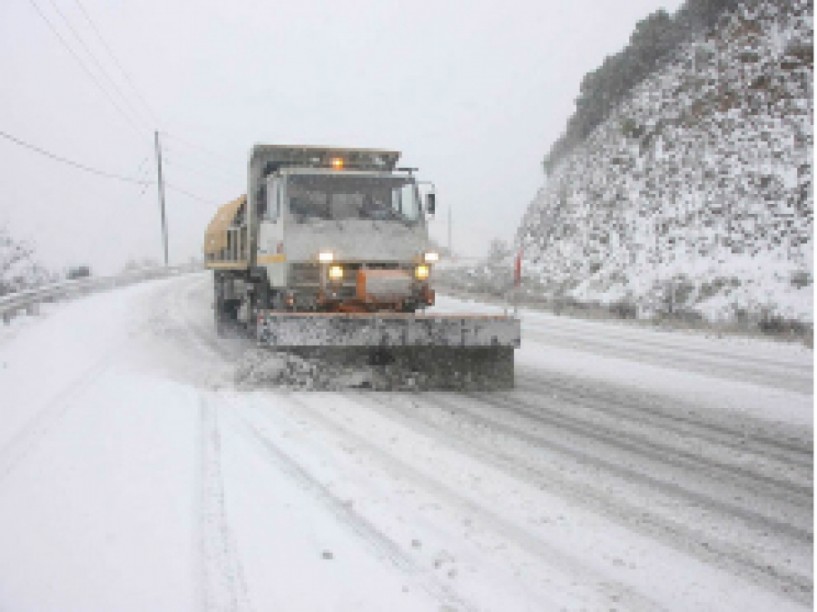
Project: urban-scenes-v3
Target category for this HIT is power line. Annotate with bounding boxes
[165,181,223,205]
[158,134,250,190]
[135,156,150,174]
[0,128,149,185]
[72,0,159,126]
[0,128,219,206]
[161,136,244,180]
[163,154,243,185]
[163,148,245,185]
[161,131,235,162]
[27,0,145,136]
[45,0,150,129]
[134,157,152,194]
[148,137,232,203]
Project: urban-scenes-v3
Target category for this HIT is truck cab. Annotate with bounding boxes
[205,145,439,330]
[257,164,436,312]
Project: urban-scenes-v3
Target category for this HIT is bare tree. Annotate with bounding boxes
[488,238,512,261]
[0,227,53,296]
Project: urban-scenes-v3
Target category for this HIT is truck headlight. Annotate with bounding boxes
[415,265,430,281]
[328,265,343,281]
[318,250,334,263]
[423,251,439,264]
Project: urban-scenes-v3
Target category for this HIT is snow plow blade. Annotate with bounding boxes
[257,312,521,390]
[258,312,520,348]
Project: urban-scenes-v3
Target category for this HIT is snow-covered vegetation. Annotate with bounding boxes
[517,0,812,330]
[0,226,54,297]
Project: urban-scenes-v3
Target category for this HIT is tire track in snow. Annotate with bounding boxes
[169,275,248,355]
[198,397,253,612]
[375,392,812,606]
[461,390,812,524]
[230,407,478,612]
[438,390,812,567]
[151,276,254,611]
[519,314,813,378]
[523,325,812,394]
[170,281,474,611]
[0,349,117,485]
[517,369,812,468]
[245,393,662,612]
[514,377,813,487]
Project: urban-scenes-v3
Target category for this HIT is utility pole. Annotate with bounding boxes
[448,205,452,259]
[154,130,169,266]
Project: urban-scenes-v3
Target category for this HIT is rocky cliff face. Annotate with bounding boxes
[517,0,812,324]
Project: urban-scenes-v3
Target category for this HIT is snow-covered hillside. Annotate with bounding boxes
[517,0,812,325]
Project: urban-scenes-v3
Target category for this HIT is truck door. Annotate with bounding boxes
[258,176,286,288]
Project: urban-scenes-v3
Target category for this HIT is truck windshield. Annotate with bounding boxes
[287,174,421,223]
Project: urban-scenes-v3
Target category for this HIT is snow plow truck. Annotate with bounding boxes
[204,145,520,388]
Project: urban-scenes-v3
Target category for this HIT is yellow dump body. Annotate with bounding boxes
[204,195,249,270]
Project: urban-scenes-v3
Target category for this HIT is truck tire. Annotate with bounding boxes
[213,273,239,337]
[214,275,228,337]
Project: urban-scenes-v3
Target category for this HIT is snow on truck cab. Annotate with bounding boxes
[204,144,520,388]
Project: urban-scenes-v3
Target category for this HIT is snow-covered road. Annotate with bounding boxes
[0,272,812,611]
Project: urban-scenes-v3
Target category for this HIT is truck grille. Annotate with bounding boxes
[360,269,412,298]
[289,262,410,291]
[289,264,320,286]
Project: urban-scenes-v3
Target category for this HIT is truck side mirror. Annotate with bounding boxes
[426,193,436,216]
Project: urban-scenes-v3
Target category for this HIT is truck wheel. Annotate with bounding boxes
[214,273,238,338]
[244,293,257,338]
[270,290,285,311]
[214,277,228,337]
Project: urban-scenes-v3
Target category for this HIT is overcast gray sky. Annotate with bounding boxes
[1,0,684,273]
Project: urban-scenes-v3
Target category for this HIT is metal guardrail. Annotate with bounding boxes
[0,263,203,324]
